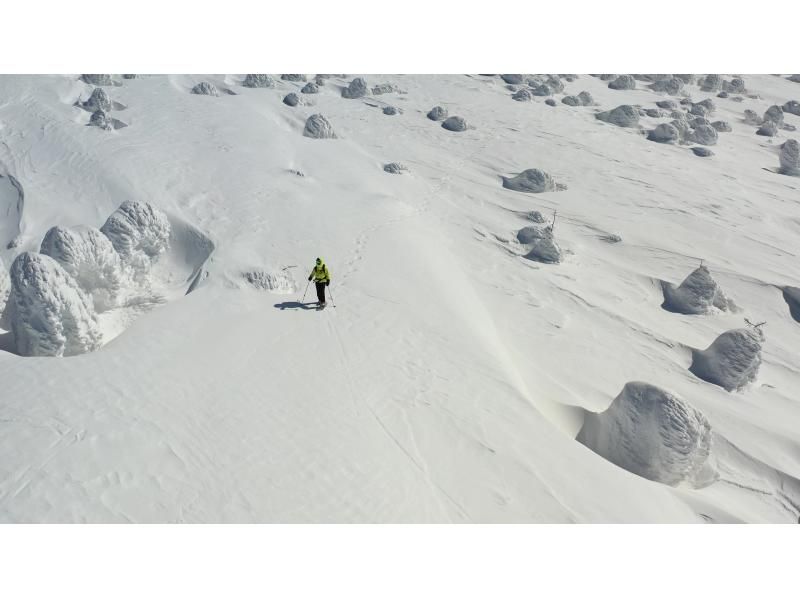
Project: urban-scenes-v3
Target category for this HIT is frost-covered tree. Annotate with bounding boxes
[100,201,171,276]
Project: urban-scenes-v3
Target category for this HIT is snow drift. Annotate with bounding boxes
[517,225,562,264]
[577,382,717,488]
[502,169,562,193]
[690,327,764,392]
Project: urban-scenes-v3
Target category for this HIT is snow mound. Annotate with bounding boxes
[783,286,800,323]
[242,74,275,88]
[699,74,722,92]
[647,123,680,144]
[191,82,219,97]
[342,77,368,99]
[661,265,734,314]
[383,162,407,174]
[577,382,716,488]
[427,106,448,121]
[691,147,714,157]
[100,201,171,275]
[8,252,102,357]
[371,83,398,95]
[763,105,784,126]
[0,173,23,250]
[500,74,524,85]
[502,168,563,193]
[243,269,297,294]
[301,82,319,94]
[711,120,732,132]
[281,74,306,82]
[517,225,562,264]
[512,88,533,102]
[784,100,800,116]
[779,139,800,175]
[526,210,546,223]
[40,225,125,312]
[649,77,683,95]
[690,328,764,392]
[283,93,300,107]
[608,75,636,90]
[562,92,594,107]
[383,106,399,116]
[690,124,718,146]
[89,110,112,130]
[789,74,800,83]
[656,99,677,110]
[441,116,468,132]
[743,109,762,125]
[303,114,336,139]
[596,105,640,128]
[80,74,116,86]
[81,88,111,112]
[544,98,556,107]
[757,121,778,137]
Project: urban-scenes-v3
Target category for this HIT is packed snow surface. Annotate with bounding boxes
[1,74,799,523]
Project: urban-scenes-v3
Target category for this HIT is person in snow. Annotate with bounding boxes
[308,257,331,305]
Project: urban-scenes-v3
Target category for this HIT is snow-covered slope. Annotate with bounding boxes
[1,74,799,522]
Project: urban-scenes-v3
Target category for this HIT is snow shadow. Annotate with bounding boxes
[274,301,317,310]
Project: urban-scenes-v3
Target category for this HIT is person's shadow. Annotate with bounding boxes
[274,301,317,311]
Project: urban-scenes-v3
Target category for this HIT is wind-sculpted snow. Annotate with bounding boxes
[371,83,398,95]
[512,88,533,102]
[711,120,732,132]
[690,328,764,392]
[691,147,714,157]
[577,382,717,488]
[243,269,297,293]
[191,82,219,97]
[383,162,407,174]
[562,92,595,107]
[502,168,563,193]
[242,74,275,88]
[763,105,784,126]
[608,75,636,90]
[40,225,125,312]
[283,93,300,107]
[656,99,677,110]
[81,88,111,112]
[690,124,719,146]
[649,76,683,95]
[757,121,778,137]
[596,105,640,128]
[744,109,762,125]
[100,201,171,275]
[661,265,734,314]
[517,225,562,264]
[342,77,368,99]
[8,252,102,357]
[301,82,319,94]
[783,100,800,116]
[383,106,399,116]
[89,110,112,130]
[303,114,336,139]
[779,139,800,175]
[281,74,306,82]
[699,74,722,92]
[427,106,448,121]
[441,116,468,132]
[648,123,680,144]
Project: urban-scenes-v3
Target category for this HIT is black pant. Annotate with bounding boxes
[315,282,326,303]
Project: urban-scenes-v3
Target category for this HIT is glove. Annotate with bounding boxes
[325,281,330,286]
[308,276,312,281]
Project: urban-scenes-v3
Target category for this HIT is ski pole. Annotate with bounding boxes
[301,280,311,302]
[328,285,336,308]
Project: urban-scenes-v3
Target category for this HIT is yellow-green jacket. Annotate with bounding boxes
[309,261,330,283]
